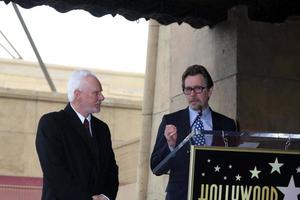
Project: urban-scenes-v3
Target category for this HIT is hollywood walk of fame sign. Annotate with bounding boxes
[188,146,300,200]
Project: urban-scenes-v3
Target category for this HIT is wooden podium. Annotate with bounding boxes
[187,131,300,200]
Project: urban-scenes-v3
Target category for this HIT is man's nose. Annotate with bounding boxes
[99,93,105,101]
[190,89,197,95]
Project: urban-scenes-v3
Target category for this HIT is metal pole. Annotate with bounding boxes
[0,30,23,59]
[0,41,16,58]
[12,3,57,92]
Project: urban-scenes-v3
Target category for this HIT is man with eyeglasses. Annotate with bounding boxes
[150,64,236,200]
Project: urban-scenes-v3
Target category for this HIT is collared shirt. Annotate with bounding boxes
[189,106,212,130]
[189,106,213,145]
[70,104,92,136]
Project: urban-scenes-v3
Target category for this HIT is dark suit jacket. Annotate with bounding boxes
[150,107,236,200]
[36,103,119,200]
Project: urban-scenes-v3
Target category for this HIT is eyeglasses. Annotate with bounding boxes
[183,86,207,95]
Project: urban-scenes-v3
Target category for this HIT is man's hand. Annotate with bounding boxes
[164,124,177,148]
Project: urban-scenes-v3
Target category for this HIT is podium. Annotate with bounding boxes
[187,131,300,200]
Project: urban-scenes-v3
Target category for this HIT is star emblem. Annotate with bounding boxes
[277,176,300,200]
[296,166,300,173]
[269,157,284,174]
[250,166,261,179]
[235,174,241,181]
[214,165,221,172]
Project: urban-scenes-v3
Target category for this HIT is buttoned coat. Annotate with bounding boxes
[36,103,118,200]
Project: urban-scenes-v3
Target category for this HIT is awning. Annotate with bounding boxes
[1,0,300,28]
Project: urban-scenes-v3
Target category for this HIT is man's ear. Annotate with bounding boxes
[74,89,81,99]
[207,86,213,98]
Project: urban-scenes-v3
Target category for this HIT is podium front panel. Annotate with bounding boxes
[188,146,300,200]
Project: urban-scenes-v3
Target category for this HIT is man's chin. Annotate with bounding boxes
[91,108,101,114]
[190,103,202,111]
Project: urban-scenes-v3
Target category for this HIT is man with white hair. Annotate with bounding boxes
[36,70,119,200]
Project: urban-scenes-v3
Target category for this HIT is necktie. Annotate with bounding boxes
[192,113,206,145]
[83,119,91,136]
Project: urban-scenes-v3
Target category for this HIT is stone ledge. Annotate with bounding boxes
[0,87,142,109]
[0,58,144,78]
[0,58,144,101]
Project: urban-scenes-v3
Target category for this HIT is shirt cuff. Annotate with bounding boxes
[100,194,110,200]
[168,145,175,151]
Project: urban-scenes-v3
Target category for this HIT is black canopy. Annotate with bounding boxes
[2,0,300,28]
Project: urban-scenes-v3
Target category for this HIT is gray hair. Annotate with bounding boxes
[67,70,98,102]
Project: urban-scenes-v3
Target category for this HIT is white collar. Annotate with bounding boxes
[189,106,211,125]
[70,103,91,123]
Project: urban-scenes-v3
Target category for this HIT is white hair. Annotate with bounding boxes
[67,70,98,102]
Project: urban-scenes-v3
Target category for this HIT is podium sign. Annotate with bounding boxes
[188,146,300,200]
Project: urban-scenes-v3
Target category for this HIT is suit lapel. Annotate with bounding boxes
[176,107,192,151]
[182,108,191,136]
[211,108,222,131]
[176,107,190,143]
[64,104,98,157]
[90,117,101,169]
